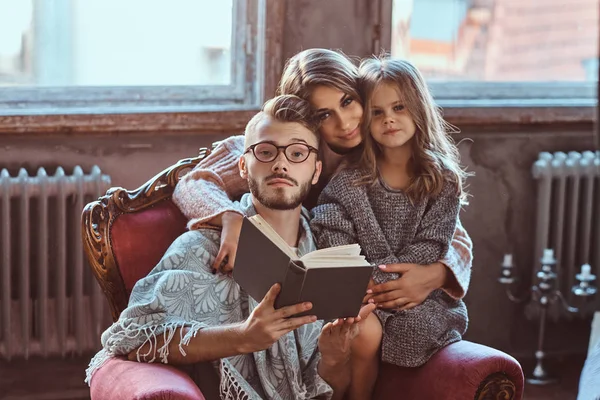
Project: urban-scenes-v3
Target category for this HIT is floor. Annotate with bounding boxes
[0,356,91,400]
[520,355,586,400]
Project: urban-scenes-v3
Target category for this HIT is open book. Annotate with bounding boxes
[233,215,373,320]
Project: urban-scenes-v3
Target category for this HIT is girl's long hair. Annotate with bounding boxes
[357,56,469,204]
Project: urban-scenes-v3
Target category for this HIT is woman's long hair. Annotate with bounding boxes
[278,48,361,106]
[357,56,469,205]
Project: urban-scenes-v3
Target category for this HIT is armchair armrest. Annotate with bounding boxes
[89,357,205,400]
[373,340,524,400]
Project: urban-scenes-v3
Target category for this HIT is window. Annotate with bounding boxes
[0,0,270,114]
[384,0,598,106]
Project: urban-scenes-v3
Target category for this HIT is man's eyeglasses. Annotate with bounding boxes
[244,142,318,163]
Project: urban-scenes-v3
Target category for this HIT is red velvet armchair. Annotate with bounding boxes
[82,149,524,400]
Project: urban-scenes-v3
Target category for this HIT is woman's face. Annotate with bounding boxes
[309,85,364,153]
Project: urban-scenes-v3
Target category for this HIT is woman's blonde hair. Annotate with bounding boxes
[357,56,469,204]
[278,48,361,104]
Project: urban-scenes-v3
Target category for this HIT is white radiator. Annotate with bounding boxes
[0,166,111,360]
[532,151,600,307]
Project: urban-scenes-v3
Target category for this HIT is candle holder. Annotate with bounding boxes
[498,249,597,385]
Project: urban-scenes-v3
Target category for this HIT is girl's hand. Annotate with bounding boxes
[362,279,377,304]
[366,263,447,310]
[212,211,244,274]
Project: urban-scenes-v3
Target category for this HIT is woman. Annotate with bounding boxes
[174,46,471,304]
[172,47,473,394]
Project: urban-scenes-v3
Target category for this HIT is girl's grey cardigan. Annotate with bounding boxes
[311,167,468,367]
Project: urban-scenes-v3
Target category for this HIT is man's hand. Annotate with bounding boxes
[318,303,376,364]
[239,284,317,353]
[363,262,447,310]
[212,211,244,274]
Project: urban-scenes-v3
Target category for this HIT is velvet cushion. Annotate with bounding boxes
[373,340,524,400]
[111,199,188,294]
[90,341,524,400]
[90,357,205,400]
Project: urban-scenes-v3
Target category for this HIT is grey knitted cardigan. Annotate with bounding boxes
[310,167,468,367]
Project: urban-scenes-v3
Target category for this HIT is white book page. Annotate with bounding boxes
[301,243,370,268]
[300,244,362,260]
[248,215,370,268]
[302,257,371,268]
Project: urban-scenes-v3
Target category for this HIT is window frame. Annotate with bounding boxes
[0,0,276,116]
[0,0,285,135]
[373,0,598,120]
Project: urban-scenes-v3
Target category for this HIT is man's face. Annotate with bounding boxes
[240,117,322,210]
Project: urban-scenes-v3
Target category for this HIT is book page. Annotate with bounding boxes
[248,215,370,268]
[300,243,370,268]
[301,244,362,258]
[248,215,297,259]
[301,256,371,268]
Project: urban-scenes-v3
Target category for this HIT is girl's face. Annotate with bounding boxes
[309,85,363,153]
[369,82,416,150]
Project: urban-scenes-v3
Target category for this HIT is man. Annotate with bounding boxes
[86,95,372,399]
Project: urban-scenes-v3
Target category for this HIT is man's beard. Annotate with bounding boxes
[248,173,313,210]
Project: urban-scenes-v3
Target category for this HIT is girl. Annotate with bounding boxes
[311,56,470,399]
[173,49,473,398]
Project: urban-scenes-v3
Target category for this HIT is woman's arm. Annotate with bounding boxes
[440,219,473,299]
[172,135,249,230]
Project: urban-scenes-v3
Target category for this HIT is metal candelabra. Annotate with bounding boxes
[498,249,597,385]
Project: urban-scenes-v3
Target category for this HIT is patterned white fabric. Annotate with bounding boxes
[86,194,333,400]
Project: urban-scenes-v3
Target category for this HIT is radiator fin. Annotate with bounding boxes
[0,166,111,360]
[532,151,600,310]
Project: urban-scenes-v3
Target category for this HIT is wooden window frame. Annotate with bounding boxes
[0,0,285,135]
[372,0,598,126]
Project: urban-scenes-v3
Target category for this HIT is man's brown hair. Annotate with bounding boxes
[245,95,320,139]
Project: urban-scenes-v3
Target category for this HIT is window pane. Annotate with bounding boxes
[391,0,599,82]
[0,0,233,87]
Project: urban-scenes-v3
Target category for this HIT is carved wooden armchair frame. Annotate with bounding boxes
[81,147,211,321]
